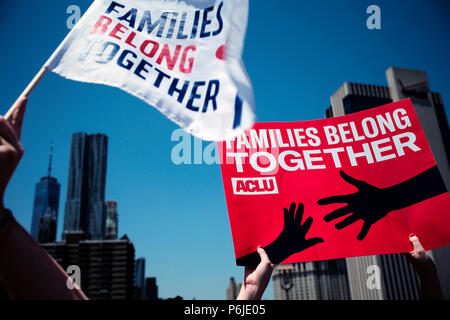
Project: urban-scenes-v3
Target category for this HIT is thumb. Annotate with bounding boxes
[10,97,27,140]
[409,234,424,253]
[256,246,272,266]
[304,237,324,249]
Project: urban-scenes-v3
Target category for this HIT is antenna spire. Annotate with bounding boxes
[48,142,54,178]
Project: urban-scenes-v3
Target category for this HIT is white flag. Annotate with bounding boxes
[45,0,255,141]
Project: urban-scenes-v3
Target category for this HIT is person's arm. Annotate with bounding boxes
[0,98,87,300]
[0,211,87,299]
[405,234,443,300]
[237,247,274,300]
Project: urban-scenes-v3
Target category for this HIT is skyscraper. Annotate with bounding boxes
[272,260,351,300]
[63,133,108,240]
[134,257,146,299]
[145,277,158,300]
[30,144,60,242]
[38,213,57,243]
[326,66,450,299]
[105,200,118,240]
[226,277,241,300]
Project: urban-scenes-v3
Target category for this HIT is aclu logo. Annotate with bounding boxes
[231,177,278,195]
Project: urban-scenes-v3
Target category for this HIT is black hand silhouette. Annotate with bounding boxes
[236,202,324,266]
[318,171,393,241]
[318,167,448,241]
[269,202,325,262]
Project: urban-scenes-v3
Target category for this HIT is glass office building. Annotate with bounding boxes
[63,132,108,240]
[31,176,60,241]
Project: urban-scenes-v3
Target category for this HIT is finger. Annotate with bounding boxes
[409,234,424,253]
[283,202,296,224]
[283,208,289,225]
[335,214,359,230]
[357,222,371,241]
[340,170,364,188]
[301,216,313,233]
[304,237,324,249]
[256,246,272,265]
[283,207,289,226]
[10,97,27,140]
[289,202,296,214]
[0,116,21,150]
[317,195,349,205]
[324,205,352,222]
[294,203,304,226]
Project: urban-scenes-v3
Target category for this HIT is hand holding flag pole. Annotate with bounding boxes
[4,67,47,121]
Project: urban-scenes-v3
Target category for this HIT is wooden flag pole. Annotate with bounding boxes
[4,66,48,121]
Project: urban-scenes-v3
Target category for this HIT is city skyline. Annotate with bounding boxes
[2,0,450,299]
[39,131,157,299]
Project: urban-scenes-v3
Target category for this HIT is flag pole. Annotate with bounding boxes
[4,66,48,121]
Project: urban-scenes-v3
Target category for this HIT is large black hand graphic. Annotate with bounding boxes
[236,202,324,266]
[318,167,447,241]
[318,171,393,241]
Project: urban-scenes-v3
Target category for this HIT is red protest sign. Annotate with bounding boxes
[218,99,450,266]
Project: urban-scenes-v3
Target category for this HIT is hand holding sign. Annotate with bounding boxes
[237,247,274,300]
[405,234,437,277]
[405,234,443,299]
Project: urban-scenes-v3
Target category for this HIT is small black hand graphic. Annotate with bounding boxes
[318,167,448,241]
[269,202,325,262]
[318,171,392,241]
[236,202,324,266]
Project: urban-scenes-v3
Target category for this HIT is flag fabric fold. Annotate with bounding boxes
[45,0,255,141]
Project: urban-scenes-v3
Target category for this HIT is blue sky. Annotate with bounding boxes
[1,0,449,299]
